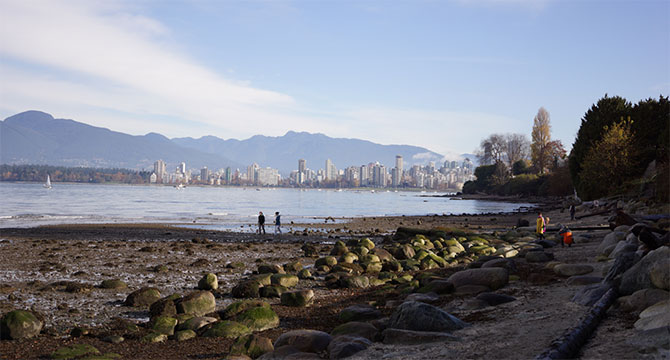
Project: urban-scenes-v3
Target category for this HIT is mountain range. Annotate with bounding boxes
[1,110,468,174]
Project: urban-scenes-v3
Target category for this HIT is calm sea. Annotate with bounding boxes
[0,183,533,231]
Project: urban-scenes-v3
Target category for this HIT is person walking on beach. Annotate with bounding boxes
[536,212,545,239]
[274,211,281,235]
[569,205,576,221]
[257,211,266,234]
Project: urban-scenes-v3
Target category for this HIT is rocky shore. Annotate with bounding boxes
[0,202,668,359]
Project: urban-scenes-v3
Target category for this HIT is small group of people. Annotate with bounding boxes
[257,211,281,235]
[536,211,574,247]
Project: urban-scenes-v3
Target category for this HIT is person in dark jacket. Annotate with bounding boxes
[274,211,281,235]
[258,212,266,234]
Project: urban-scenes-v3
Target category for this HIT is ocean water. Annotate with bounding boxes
[0,183,533,231]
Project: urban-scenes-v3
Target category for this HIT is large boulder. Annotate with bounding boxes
[327,335,372,359]
[554,264,594,277]
[634,300,670,331]
[237,306,280,332]
[274,329,333,353]
[330,322,378,341]
[202,321,252,338]
[447,268,508,290]
[271,274,299,288]
[618,288,670,313]
[388,301,467,332]
[124,287,161,307]
[620,247,670,295]
[0,310,43,340]
[280,290,314,307]
[198,273,218,290]
[598,231,626,255]
[232,280,262,298]
[149,295,180,318]
[176,291,216,316]
[150,316,177,335]
[338,304,382,323]
[230,334,274,359]
[650,257,670,290]
[223,300,270,318]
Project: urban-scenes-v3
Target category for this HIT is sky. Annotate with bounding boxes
[1,0,668,160]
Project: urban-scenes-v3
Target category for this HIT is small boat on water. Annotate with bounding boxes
[43,175,52,189]
[174,184,186,190]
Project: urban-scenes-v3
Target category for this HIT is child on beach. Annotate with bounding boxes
[274,212,281,235]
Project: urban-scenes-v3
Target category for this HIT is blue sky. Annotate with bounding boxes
[1,0,668,160]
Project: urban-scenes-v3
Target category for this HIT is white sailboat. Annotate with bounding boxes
[43,174,52,189]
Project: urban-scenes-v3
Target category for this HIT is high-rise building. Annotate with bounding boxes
[395,155,403,174]
[247,163,259,185]
[154,160,167,183]
[200,167,210,183]
[224,167,232,184]
[257,167,279,186]
[298,159,306,173]
[325,159,337,181]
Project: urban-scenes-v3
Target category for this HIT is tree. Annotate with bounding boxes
[531,107,552,174]
[569,95,632,193]
[578,119,637,200]
[512,159,530,175]
[504,133,530,169]
[476,134,506,165]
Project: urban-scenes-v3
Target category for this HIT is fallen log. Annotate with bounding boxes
[575,209,611,220]
[536,287,618,359]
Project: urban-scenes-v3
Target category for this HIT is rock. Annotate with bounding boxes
[258,264,286,274]
[142,332,168,343]
[230,334,274,359]
[274,329,332,353]
[271,274,299,288]
[331,241,349,256]
[566,275,603,286]
[339,304,382,323]
[315,256,338,268]
[198,273,218,290]
[554,264,594,277]
[650,257,670,290]
[253,274,273,287]
[635,300,670,331]
[260,285,287,298]
[359,238,375,250]
[388,301,467,332]
[340,276,370,289]
[151,316,178,335]
[620,247,670,295]
[371,248,394,262]
[297,269,312,280]
[394,244,416,260]
[202,321,252,338]
[525,251,552,263]
[301,244,319,258]
[174,329,197,341]
[149,295,179,318]
[534,239,556,248]
[99,279,127,290]
[176,316,218,332]
[327,335,372,359]
[124,287,161,307]
[280,289,315,307]
[102,335,124,344]
[237,306,280,332]
[618,288,670,313]
[284,261,303,273]
[454,285,490,296]
[232,280,262,298]
[609,241,637,260]
[258,345,320,359]
[624,326,670,358]
[51,344,100,359]
[340,252,358,264]
[330,322,378,341]
[176,291,216,316]
[482,258,517,272]
[447,268,508,290]
[475,292,516,306]
[382,328,459,345]
[418,280,454,295]
[0,310,43,340]
[405,292,440,303]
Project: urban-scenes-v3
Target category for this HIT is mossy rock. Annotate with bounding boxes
[174,329,197,341]
[280,289,314,307]
[99,279,127,290]
[149,294,180,318]
[297,269,312,280]
[257,264,285,274]
[340,276,370,289]
[176,291,216,316]
[270,274,299,288]
[1,309,43,340]
[330,241,349,256]
[332,262,364,275]
[252,273,273,286]
[260,285,287,298]
[232,280,261,298]
[353,246,370,257]
[51,344,100,359]
[359,238,375,250]
[230,334,274,359]
[414,249,430,261]
[378,271,397,281]
[141,332,168,343]
[369,278,388,286]
[392,274,414,284]
[202,321,252,338]
[223,300,270,319]
[363,261,383,274]
[427,253,448,267]
[124,287,161,307]
[382,260,403,272]
[284,261,303,272]
[315,256,338,268]
[360,254,381,263]
[237,306,279,331]
[420,257,439,270]
[151,316,177,335]
[339,252,359,264]
[400,259,420,271]
[197,273,218,290]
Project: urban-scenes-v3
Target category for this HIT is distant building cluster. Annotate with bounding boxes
[150,155,474,190]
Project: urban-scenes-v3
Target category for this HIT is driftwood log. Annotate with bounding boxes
[536,287,618,359]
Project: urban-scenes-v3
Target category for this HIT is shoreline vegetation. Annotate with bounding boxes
[1,197,668,359]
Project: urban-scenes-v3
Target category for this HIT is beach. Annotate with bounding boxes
[0,205,655,359]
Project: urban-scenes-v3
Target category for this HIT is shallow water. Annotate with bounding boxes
[0,182,532,230]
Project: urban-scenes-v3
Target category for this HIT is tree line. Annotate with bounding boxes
[464,95,669,201]
[0,164,151,184]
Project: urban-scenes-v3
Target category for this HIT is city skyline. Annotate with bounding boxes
[1,1,667,158]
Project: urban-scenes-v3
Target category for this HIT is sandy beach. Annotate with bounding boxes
[0,203,656,359]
